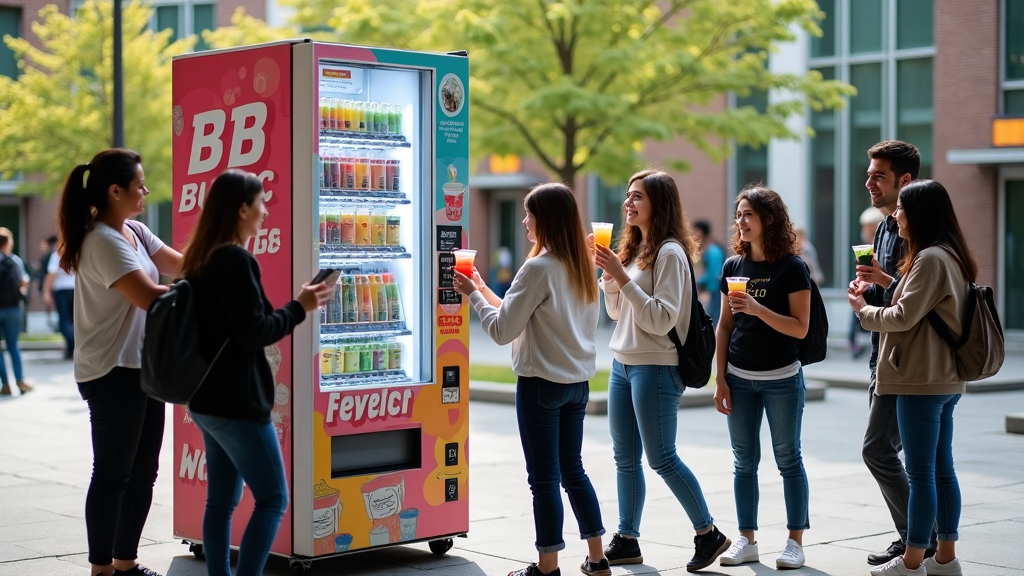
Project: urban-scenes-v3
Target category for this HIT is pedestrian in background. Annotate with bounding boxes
[182,170,329,576]
[58,148,183,576]
[44,237,76,359]
[595,170,732,572]
[0,228,30,396]
[713,185,813,570]
[454,183,610,576]
[849,180,971,576]
[693,219,725,327]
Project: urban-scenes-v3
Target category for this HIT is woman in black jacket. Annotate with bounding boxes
[181,170,329,576]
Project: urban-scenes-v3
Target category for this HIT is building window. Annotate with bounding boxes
[151,1,216,51]
[807,0,934,288]
[811,0,836,58]
[1005,0,1024,114]
[0,7,20,79]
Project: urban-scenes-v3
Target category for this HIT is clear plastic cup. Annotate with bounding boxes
[852,244,874,267]
[592,222,614,248]
[453,249,476,277]
[726,276,749,293]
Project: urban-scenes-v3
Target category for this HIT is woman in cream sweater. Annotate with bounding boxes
[849,180,973,576]
[594,169,731,572]
[453,183,609,576]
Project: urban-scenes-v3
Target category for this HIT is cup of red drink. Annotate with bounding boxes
[453,249,476,278]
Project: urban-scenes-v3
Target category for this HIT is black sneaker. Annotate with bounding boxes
[113,565,163,576]
[604,533,643,565]
[687,526,731,572]
[508,565,560,576]
[579,556,611,576]
[867,540,905,566]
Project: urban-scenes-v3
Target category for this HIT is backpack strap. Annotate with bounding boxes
[125,220,151,254]
[650,240,697,344]
[922,245,974,351]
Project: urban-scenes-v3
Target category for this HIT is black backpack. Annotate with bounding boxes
[653,243,716,389]
[0,256,23,307]
[141,279,226,404]
[798,261,829,366]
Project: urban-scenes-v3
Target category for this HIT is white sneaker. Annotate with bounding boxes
[776,538,805,569]
[718,536,759,565]
[870,556,927,576]
[922,556,963,576]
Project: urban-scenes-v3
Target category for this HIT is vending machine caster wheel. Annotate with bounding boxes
[188,542,204,559]
[428,538,454,556]
[289,558,313,575]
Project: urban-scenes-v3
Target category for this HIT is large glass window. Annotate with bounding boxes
[1006,0,1024,81]
[897,0,933,49]
[0,7,20,79]
[152,2,215,49]
[897,58,933,177]
[811,0,836,58]
[735,90,769,191]
[193,4,215,51]
[810,67,837,288]
[848,64,883,250]
[155,5,181,42]
[1007,90,1024,114]
[850,0,883,54]
[1005,180,1024,330]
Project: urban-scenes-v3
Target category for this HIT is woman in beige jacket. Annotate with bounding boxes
[848,179,975,576]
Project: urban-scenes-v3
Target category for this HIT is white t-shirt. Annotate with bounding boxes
[46,251,76,291]
[74,222,164,382]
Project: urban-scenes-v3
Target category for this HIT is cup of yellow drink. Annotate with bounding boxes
[726,277,749,293]
[592,222,614,248]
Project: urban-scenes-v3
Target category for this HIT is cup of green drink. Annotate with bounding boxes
[852,244,874,267]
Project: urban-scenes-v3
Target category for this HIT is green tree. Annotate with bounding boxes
[0,1,193,200]
[211,0,854,185]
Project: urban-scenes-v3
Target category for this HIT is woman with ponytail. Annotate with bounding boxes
[58,149,183,576]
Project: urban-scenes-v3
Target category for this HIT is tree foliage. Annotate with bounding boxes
[211,0,854,185]
[0,1,192,199]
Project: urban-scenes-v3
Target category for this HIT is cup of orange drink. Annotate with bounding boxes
[592,222,614,248]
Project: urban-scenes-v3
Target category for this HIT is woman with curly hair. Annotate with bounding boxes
[713,185,813,570]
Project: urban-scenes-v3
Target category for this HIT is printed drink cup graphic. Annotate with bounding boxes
[726,277,749,293]
[313,480,342,554]
[853,244,874,266]
[362,474,405,543]
[399,508,419,541]
[443,183,465,221]
[592,222,613,248]
[453,249,476,278]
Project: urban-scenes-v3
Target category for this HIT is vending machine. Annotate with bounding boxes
[170,40,470,572]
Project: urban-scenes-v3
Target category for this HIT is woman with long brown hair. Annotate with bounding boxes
[593,169,732,572]
[849,180,973,576]
[58,148,183,576]
[453,183,610,576]
[181,170,329,576]
[713,185,812,569]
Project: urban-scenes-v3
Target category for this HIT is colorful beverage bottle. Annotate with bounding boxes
[321,347,337,375]
[385,215,401,246]
[340,211,356,245]
[342,100,354,130]
[326,213,341,244]
[354,155,370,190]
[331,282,342,324]
[355,210,371,245]
[330,98,343,130]
[371,275,388,321]
[358,345,372,372]
[318,213,326,244]
[384,159,397,192]
[371,159,385,191]
[341,157,355,189]
[388,342,402,370]
[343,345,360,373]
[343,275,357,323]
[385,104,396,135]
[358,275,373,322]
[357,101,367,132]
[372,344,388,371]
[319,97,330,129]
[371,210,387,245]
[391,104,403,136]
[385,273,402,321]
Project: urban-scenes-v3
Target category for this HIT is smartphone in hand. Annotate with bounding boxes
[311,268,339,285]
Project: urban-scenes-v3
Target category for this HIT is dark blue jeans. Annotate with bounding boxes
[608,361,713,536]
[897,394,962,549]
[0,305,23,384]
[53,289,74,355]
[190,412,289,576]
[516,376,605,553]
[725,370,810,532]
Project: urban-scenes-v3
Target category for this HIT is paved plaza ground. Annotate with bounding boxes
[1,347,1022,575]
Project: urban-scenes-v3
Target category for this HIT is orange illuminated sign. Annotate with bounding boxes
[993,117,1024,147]
[322,69,352,80]
[489,154,521,174]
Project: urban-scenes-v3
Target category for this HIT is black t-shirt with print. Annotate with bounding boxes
[720,254,812,371]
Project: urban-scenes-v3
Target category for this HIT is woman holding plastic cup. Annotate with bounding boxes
[713,185,813,569]
[593,169,732,572]
[452,183,610,576]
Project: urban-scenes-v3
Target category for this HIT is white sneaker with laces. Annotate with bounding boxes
[870,556,927,576]
[775,538,805,569]
[922,556,962,576]
[718,536,759,565]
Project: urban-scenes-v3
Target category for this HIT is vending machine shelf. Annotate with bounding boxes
[319,129,411,149]
[320,190,411,205]
[321,321,410,339]
[319,245,411,263]
[320,370,412,389]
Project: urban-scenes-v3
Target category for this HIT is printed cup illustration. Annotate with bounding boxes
[399,508,419,541]
[368,524,390,546]
[335,533,353,552]
[362,474,405,542]
[312,480,342,547]
[452,249,477,279]
[852,244,874,267]
[726,277,749,293]
[443,183,464,221]
[592,222,614,248]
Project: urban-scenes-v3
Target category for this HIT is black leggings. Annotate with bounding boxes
[78,367,165,566]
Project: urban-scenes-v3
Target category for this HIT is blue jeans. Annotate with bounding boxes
[725,370,810,531]
[516,376,606,553]
[53,289,74,355]
[897,394,962,549]
[190,412,289,576]
[608,360,713,536]
[0,305,23,384]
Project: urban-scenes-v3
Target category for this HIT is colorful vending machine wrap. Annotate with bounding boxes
[304,44,470,556]
[171,43,295,555]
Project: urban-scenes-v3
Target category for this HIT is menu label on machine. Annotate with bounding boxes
[438,253,455,288]
[319,65,365,95]
[445,477,459,502]
[441,366,460,404]
[445,442,459,466]
[436,226,462,252]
